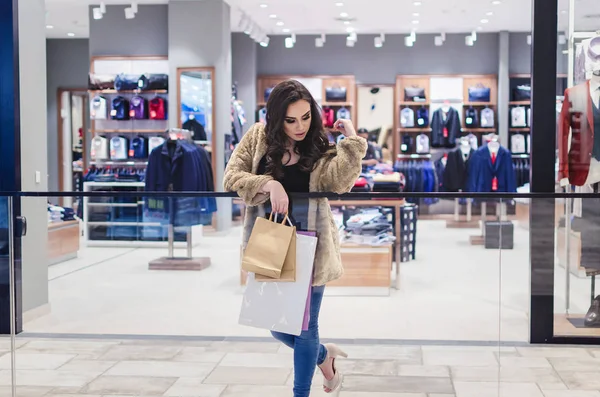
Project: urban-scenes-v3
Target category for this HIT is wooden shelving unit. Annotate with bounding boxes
[393,74,499,159]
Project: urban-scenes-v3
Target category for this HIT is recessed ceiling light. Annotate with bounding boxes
[492,0,501,4]
[486,11,493,16]
[260,3,267,8]
[413,12,420,16]
[480,18,489,23]
[344,21,350,25]
[46,25,54,29]
[414,1,422,5]
[282,28,290,33]
[67,32,75,37]
[412,20,420,24]
[276,21,284,26]
[340,12,349,17]
[346,26,354,33]
[335,2,344,6]
[269,14,277,18]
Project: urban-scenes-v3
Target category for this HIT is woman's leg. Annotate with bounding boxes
[293,285,327,397]
[271,330,295,349]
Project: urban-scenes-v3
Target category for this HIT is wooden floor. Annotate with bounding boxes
[554,313,600,337]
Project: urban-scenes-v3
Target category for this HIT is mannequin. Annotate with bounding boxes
[442,137,473,192]
[558,58,600,327]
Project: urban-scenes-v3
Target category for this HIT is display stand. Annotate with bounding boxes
[469,202,487,246]
[446,199,478,228]
[48,220,80,265]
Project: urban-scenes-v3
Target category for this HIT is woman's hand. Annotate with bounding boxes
[333,119,357,138]
[265,180,289,214]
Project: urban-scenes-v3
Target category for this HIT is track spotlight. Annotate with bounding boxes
[124,7,136,19]
[93,7,103,20]
[465,36,474,46]
[260,37,270,47]
[410,31,416,42]
[434,35,444,46]
[99,1,106,13]
[559,34,567,45]
[405,36,414,47]
[471,31,477,41]
[374,37,382,48]
[316,37,324,48]
[348,32,357,42]
[527,34,532,45]
[291,33,297,43]
[131,1,138,13]
[285,36,294,48]
[346,37,355,47]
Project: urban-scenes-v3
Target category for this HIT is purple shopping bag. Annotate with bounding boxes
[297,230,316,331]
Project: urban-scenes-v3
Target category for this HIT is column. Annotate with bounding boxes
[0,0,22,335]
[169,0,232,231]
[497,31,510,146]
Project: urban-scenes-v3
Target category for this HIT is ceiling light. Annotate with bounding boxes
[346,26,354,33]
[492,0,501,4]
[410,31,416,41]
[46,25,54,29]
[527,35,532,45]
[131,1,138,13]
[414,1,422,5]
[269,14,277,18]
[336,2,344,6]
[260,37,270,47]
[340,12,349,17]
[276,21,284,26]
[244,23,253,35]
[374,37,383,48]
[99,1,106,13]
[413,13,420,16]
[559,34,567,45]
[471,31,477,41]
[67,32,75,37]
[316,37,324,48]
[405,36,414,47]
[260,3,268,8]
[465,36,474,46]
[412,20,419,24]
[348,32,357,41]
[346,37,355,47]
[291,33,296,43]
[486,11,493,16]
[480,19,489,23]
[282,28,290,33]
[93,7,103,20]
[285,37,294,48]
[124,7,136,19]
[435,36,444,46]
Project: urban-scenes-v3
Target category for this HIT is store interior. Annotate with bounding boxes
[19,0,599,344]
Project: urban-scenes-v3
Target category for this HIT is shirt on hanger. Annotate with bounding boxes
[148,137,165,153]
[416,134,430,154]
[129,136,147,159]
[91,96,107,120]
[129,96,148,120]
[480,108,495,128]
[111,96,130,120]
[511,133,526,154]
[90,136,108,160]
[400,107,415,128]
[465,108,478,127]
[467,133,479,150]
[149,97,167,120]
[110,136,129,160]
[511,106,527,128]
[416,107,429,127]
[336,107,351,120]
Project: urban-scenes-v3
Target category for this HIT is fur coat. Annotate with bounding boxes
[223,123,367,286]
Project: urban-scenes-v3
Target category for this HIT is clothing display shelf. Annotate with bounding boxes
[394,74,499,159]
[256,74,357,125]
[82,181,203,248]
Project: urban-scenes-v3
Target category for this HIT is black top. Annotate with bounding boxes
[593,98,600,161]
[257,156,310,227]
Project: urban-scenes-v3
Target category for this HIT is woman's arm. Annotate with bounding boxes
[319,134,368,194]
[223,124,274,206]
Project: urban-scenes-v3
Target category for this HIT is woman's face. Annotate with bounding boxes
[283,99,312,143]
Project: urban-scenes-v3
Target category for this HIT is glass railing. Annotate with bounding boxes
[1,191,598,395]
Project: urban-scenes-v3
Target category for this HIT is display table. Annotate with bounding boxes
[48,220,80,265]
[330,243,392,287]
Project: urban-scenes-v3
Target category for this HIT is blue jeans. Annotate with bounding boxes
[271,285,327,397]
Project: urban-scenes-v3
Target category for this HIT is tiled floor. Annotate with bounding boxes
[1,337,600,396]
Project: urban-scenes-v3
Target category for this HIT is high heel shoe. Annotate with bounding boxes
[318,343,348,394]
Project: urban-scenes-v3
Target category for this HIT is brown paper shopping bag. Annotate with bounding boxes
[256,231,296,282]
[242,213,296,279]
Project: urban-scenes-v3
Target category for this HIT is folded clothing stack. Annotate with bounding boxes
[342,208,395,245]
[48,204,77,223]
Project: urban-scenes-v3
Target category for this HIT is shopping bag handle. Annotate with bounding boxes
[269,212,293,226]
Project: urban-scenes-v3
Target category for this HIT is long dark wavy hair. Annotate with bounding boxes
[264,80,330,180]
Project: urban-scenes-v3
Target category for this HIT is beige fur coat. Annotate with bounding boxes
[223,123,367,286]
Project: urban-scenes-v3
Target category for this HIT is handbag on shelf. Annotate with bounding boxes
[468,84,491,102]
[88,74,116,90]
[325,85,347,102]
[114,73,142,92]
[138,73,169,91]
[513,84,531,101]
[404,86,426,102]
[241,213,296,279]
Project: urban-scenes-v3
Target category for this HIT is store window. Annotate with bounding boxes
[555,0,600,338]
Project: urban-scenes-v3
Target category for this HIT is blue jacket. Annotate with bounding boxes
[467,146,516,193]
[145,140,216,226]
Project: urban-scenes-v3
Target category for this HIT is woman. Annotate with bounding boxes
[223,79,366,396]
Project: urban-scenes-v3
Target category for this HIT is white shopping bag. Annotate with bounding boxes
[239,232,317,336]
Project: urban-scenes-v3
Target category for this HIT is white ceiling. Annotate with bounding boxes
[44,0,600,39]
